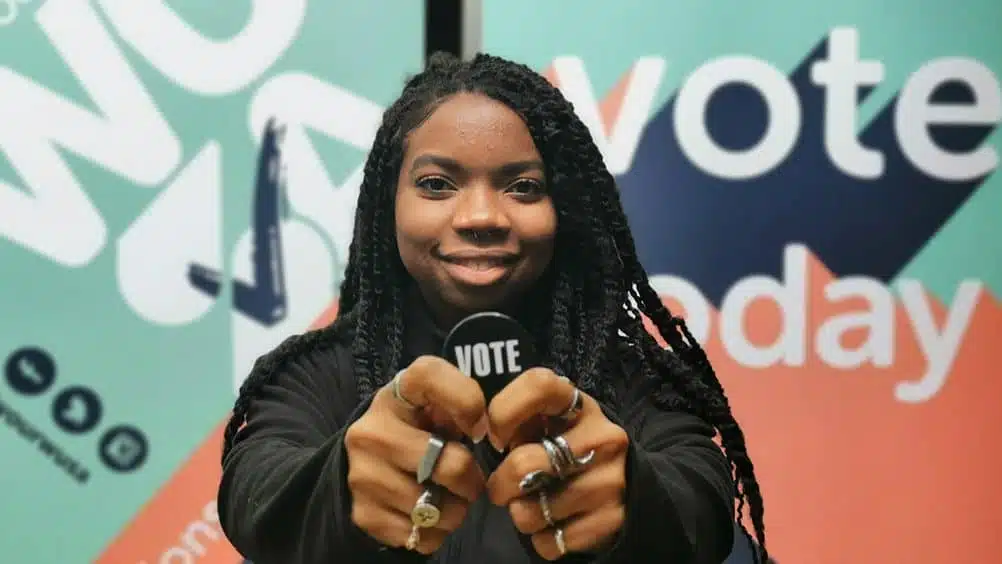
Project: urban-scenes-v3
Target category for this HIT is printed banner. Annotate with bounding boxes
[0,1,422,562]
[483,0,1002,562]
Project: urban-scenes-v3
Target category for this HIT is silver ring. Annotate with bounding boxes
[541,437,570,478]
[518,469,559,494]
[541,436,594,479]
[539,491,554,527]
[406,524,420,550]
[553,435,595,470]
[557,379,582,421]
[417,435,445,485]
[410,486,442,528]
[554,527,567,555]
[392,370,418,410]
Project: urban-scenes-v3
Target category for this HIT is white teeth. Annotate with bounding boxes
[454,259,503,270]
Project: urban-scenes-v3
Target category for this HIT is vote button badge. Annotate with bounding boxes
[442,312,538,402]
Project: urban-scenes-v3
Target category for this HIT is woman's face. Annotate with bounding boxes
[395,92,557,324]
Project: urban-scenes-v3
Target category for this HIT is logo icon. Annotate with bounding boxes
[51,386,102,434]
[4,346,55,395]
[99,425,149,473]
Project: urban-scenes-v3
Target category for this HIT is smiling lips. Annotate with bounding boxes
[437,250,518,286]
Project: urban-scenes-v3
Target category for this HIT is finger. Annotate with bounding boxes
[508,489,556,536]
[346,410,426,472]
[508,462,624,535]
[487,417,627,507]
[488,368,590,450]
[530,504,625,561]
[388,356,489,441]
[350,495,449,555]
[428,439,487,503]
[508,415,548,450]
[370,371,465,440]
[424,408,467,441]
[347,417,486,502]
[347,452,471,532]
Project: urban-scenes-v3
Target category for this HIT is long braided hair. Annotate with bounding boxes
[222,51,768,561]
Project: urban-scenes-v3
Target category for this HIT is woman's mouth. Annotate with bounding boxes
[437,252,518,286]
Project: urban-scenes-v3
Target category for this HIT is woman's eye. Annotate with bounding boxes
[507,179,544,196]
[416,177,453,194]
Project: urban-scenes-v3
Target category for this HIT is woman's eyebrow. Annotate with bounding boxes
[409,154,544,177]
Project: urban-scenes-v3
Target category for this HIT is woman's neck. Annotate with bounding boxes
[411,285,539,334]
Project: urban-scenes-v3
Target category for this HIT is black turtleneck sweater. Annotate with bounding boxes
[217,297,738,563]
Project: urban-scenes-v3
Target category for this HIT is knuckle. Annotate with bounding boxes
[509,446,541,479]
[349,501,376,532]
[603,423,630,452]
[601,469,626,500]
[343,418,378,452]
[508,501,538,534]
[608,504,626,530]
[443,500,469,531]
[409,355,440,379]
[524,367,557,392]
[345,461,366,492]
[530,534,556,561]
[435,450,466,485]
[456,392,486,423]
[418,529,447,554]
[436,445,476,488]
[343,421,365,452]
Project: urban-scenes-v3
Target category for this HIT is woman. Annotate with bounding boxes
[217,52,768,563]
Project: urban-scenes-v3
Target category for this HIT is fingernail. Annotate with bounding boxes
[472,415,488,444]
[489,430,503,452]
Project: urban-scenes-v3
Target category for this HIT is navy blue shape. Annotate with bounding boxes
[619,37,995,305]
[188,118,289,326]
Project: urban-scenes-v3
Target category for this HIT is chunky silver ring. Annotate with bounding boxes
[539,491,554,527]
[541,437,570,478]
[518,469,559,494]
[552,435,595,471]
[554,527,567,555]
[406,524,420,550]
[392,370,419,410]
[417,435,445,485]
[410,487,442,528]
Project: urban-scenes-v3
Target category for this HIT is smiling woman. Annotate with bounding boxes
[395,93,557,326]
[216,51,768,563]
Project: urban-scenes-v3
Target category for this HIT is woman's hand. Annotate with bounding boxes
[344,355,489,555]
[485,368,630,561]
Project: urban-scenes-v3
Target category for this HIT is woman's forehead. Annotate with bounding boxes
[404,93,541,168]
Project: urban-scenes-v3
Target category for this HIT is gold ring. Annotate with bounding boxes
[410,487,442,528]
[406,524,420,550]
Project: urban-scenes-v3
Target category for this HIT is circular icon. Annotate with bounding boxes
[442,311,538,403]
[51,386,103,434]
[4,346,56,396]
[99,425,149,473]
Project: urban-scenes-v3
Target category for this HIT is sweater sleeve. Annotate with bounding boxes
[216,338,422,563]
[595,379,737,563]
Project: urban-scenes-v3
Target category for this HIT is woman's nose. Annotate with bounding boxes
[451,186,512,233]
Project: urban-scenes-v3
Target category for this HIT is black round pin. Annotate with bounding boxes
[441,312,538,402]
